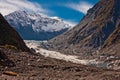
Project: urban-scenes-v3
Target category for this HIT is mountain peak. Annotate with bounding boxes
[5,10,72,40]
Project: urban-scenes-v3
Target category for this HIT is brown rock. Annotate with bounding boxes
[0,13,30,52]
[46,0,120,57]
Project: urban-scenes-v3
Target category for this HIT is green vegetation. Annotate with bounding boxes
[4,44,18,50]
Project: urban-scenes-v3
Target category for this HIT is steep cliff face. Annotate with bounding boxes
[0,13,29,52]
[46,0,120,56]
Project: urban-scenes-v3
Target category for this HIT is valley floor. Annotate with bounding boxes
[0,41,120,80]
[25,40,120,70]
[0,47,120,80]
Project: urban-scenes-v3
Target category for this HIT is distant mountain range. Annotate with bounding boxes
[5,11,72,40]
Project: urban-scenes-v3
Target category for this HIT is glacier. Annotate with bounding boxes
[25,40,109,68]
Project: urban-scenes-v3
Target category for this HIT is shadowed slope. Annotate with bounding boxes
[0,13,30,52]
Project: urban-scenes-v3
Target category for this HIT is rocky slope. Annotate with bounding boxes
[5,11,72,40]
[0,48,14,67]
[0,13,29,67]
[0,12,120,80]
[0,13,29,52]
[45,0,120,58]
[0,46,120,80]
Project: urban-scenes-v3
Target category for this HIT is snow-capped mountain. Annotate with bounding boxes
[5,11,72,40]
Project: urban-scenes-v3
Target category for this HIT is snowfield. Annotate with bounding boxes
[25,40,108,68]
[5,11,73,40]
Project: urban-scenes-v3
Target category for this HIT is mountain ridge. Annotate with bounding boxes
[5,10,72,40]
[43,0,120,58]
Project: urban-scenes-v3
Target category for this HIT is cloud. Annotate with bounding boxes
[0,0,47,16]
[0,0,79,26]
[64,19,78,27]
[67,1,93,14]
